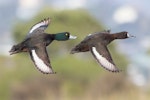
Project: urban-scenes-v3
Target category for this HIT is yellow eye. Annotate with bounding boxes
[65,33,68,36]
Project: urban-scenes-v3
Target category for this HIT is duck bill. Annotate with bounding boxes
[127,33,136,38]
[69,35,77,39]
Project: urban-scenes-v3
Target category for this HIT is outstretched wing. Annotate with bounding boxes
[90,44,120,72]
[29,44,55,74]
[28,18,50,34]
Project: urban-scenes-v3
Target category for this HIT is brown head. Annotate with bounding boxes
[113,31,135,39]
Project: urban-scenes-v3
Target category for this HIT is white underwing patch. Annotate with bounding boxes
[92,47,116,71]
[29,19,50,34]
[31,50,52,73]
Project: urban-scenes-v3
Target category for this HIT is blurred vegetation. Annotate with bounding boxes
[147,49,150,55]
[1,8,149,100]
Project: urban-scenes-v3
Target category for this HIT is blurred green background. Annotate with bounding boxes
[1,8,149,100]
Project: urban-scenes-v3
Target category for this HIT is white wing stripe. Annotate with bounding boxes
[31,50,52,73]
[29,18,50,34]
[92,47,116,71]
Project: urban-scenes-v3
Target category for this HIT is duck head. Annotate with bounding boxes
[114,31,135,39]
[54,32,77,41]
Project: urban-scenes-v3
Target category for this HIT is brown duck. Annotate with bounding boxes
[71,30,134,72]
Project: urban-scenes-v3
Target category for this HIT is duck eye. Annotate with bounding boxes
[65,33,68,36]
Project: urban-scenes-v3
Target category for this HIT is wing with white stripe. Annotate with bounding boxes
[29,45,55,74]
[29,18,50,34]
[90,44,120,72]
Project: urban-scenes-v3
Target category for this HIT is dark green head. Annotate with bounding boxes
[54,32,77,41]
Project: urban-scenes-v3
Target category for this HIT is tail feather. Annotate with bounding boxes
[9,44,28,55]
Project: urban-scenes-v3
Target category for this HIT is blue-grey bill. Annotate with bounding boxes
[69,35,77,39]
[127,33,136,38]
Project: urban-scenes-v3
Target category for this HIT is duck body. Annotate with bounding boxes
[71,31,134,72]
[10,18,77,74]
[11,33,54,53]
[71,32,114,53]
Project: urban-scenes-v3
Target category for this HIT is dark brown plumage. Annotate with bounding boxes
[71,30,134,72]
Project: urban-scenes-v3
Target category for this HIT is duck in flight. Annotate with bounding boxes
[9,18,77,74]
[71,30,134,72]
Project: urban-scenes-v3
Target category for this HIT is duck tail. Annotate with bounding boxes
[9,43,25,55]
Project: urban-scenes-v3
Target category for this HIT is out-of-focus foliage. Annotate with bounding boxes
[0,8,138,100]
[147,49,150,55]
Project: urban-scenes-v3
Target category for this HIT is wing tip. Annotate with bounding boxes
[29,17,51,34]
[40,70,56,74]
[41,17,51,25]
[104,67,121,73]
[30,49,55,74]
[91,46,121,73]
[33,62,56,74]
